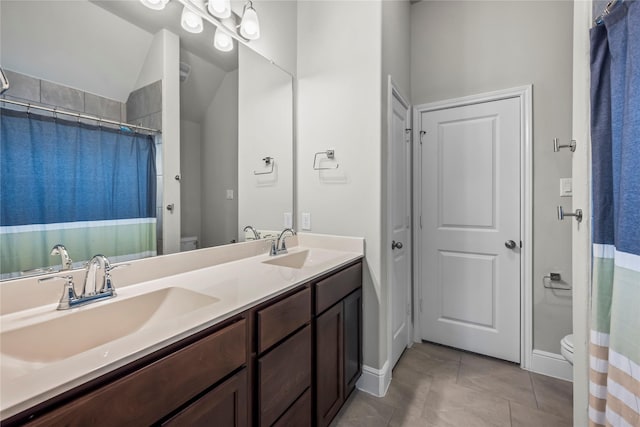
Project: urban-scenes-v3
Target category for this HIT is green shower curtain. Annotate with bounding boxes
[589,1,640,426]
[0,109,157,279]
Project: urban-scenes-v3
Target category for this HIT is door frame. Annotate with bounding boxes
[386,76,413,369]
[412,85,533,369]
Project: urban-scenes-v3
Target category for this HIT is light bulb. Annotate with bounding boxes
[214,27,233,52]
[208,0,231,18]
[140,0,169,11]
[181,6,203,33]
[240,3,260,40]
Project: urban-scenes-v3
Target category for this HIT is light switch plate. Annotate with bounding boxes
[226,189,234,200]
[302,213,311,230]
[283,212,292,228]
[560,178,572,197]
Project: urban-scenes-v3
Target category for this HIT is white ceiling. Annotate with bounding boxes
[91,0,239,72]
[91,0,239,123]
[0,0,154,102]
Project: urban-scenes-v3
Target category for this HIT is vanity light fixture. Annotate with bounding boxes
[240,1,260,40]
[140,0,170,11]
[181,0,204,33]
[140,0,261,52]
[214,27,233,51]
[208,0,231,19]
[214,17,236,51]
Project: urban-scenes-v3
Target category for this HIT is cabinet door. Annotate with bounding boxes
[259,325,311,427]
[315,303,344,427]
[343,289,362,396]
[257,286,311,354]
[163,369,248,427]
[272,388,311,427]
[25,319,246,427]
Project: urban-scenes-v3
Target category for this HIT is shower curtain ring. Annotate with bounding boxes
[53,107,57,120]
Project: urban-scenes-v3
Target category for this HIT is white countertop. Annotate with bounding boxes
[0,234,364,420]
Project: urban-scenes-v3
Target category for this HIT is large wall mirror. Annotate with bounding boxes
[0,0,294,279]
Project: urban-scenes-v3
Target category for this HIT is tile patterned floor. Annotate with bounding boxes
[331,342,573,427]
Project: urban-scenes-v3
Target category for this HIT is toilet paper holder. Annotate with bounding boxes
[543,272,572,290]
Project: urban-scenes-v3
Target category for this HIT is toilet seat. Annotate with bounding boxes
[561,334,574,364]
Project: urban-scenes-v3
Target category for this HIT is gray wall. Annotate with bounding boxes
[180,119,203,243]
[411,0,574,354]
[297,1,383,368]
[202,70,239,247]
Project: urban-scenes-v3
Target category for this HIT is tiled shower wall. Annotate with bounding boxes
[1,70,126,121]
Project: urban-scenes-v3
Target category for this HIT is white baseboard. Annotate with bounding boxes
[356,361,391,397]
[529,349,573,382]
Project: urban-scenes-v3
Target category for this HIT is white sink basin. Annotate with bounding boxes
[262,249,345,270]
[1,287,219,363]
[263,250,311,269]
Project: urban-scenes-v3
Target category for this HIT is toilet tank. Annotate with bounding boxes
[180,236,198,252]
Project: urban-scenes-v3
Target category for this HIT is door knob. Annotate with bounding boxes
[505,240,517,249]
[391,240,403,250]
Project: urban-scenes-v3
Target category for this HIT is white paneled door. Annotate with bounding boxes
[418,97,521,363]
[389,85,412,369]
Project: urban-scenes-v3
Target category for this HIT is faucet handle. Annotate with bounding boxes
[100,262,128,294]
[39,275,78,310]
[270,240,279,256]
[108,263,130,272]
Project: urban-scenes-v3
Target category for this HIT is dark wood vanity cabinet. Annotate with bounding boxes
[252,285,312,427]
[314,262,363,427]
[7,260,362,427]
[17,317,248,427]
[162,368,248,427]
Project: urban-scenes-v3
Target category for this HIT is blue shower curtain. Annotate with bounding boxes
[0,109,157,278]
[589,1,640,426]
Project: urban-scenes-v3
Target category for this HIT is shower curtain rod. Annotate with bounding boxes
[594,0,619,25]
[0,97,161,134]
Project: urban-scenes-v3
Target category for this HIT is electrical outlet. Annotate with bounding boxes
[226,189,234,200]
[302,213,311,230]
[283,212,292,228]
[560,178,572,197]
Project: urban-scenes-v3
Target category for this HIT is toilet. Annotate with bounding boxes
[180,236,198,252]
[561,334,574,365]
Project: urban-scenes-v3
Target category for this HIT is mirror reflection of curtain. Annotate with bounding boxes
[0,109,157,279]
[589,1,640,426]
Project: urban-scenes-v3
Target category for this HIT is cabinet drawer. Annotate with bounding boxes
[259,325,311,427]
[27,319,247,427]
[258,286,310,354]
[272,388,311,427]
[163,369,248,427]
[315,262,362,314]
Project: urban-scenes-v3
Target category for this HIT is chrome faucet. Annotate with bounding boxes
[50,244,73,270]
[39,254,125,310]
[270,228,296,256]
[82,255,113,297]
[243,225,261,240]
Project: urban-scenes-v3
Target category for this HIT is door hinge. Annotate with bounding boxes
[419,298,423,313]
[520,240,523,248]
[420,215,423,229]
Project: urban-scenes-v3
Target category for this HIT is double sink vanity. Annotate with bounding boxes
[0,233,364,426]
